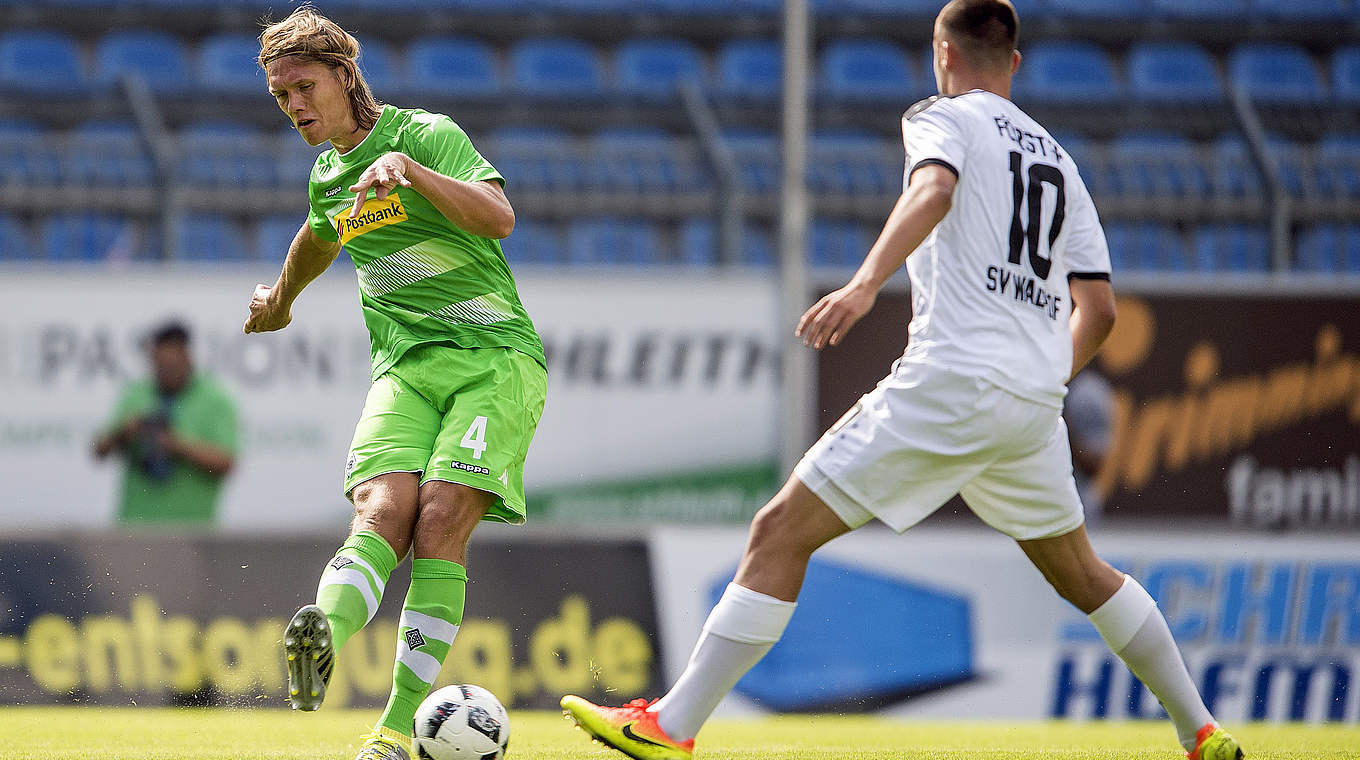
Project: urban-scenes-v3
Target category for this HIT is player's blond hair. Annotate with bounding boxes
[257,5,383,130]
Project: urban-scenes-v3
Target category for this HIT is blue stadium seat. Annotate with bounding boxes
[1333,46,1360,102]
[1209,134,1263,199]
[679,218,775,266]
[1109,132,1208,198]
[501,218,566,265]
[1126,42,1222,102]
[179,122,275,188]
[485,127,585,192]
[509,38,604,96]
[40,213,144,262]
[615,39,705,97]
[1018,42,1120,102]
[276,126,327,182]
[255,215,301,263]
[1316,132,1360,198]
[1292,224,1360,272]
[1104,223,1188,271]
[1192,224,1270,271]
[839,0,961,14]
[809,130,898,196]
[0,214,33,260]
[95,31,190,93]
[819,40,916,101]
[357,38,400,93]
[1251,0,1350,19]
[0,30,87,91]
[174,213,249,261]
[811,219,872,267]
[716,39,781,100]
[0,119,58,186]
[1228,43,1326,103]
[64,122,155,186]
[566,218,661,265]
[1151,0,1247,17]
[591,128,710,193]
[406,37,500,96]
[1045,0,1149,16]
[721,129,780,194]
[198,34,264,93]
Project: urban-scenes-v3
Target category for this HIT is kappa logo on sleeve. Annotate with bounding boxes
[332,191,408,244]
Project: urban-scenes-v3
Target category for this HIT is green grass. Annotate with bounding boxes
[0,707,1354,759]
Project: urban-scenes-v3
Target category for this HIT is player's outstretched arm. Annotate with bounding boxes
[349,152,514,239]
[1067,277,1116,380]
[243,223,341,334]
[796,164,956,349]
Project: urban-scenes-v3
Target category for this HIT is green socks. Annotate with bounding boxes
[314,530,399,651]
[377,557,467,736]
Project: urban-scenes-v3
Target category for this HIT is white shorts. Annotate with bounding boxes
[794,361,1085,541]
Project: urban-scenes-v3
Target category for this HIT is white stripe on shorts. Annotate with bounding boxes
[399,610,459,645]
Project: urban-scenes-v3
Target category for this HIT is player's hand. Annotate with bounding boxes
[348,152,413,218]
[243,283,292,334]
[795,282,877,350]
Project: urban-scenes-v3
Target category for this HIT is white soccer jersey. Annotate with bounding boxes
[898,89,1111,407]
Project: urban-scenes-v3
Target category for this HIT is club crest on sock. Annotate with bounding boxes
[404,628,428,650]
[330,556,355,571]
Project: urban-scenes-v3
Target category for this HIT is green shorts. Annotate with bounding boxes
[344,344,547,525]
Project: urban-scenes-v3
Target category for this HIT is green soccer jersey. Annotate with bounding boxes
[306,104,544,379]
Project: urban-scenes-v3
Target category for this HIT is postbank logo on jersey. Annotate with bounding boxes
[332,191,408,245]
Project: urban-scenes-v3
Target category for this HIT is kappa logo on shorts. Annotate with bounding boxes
[346,452,358,473]
[404,628,427,651]
[451,460,491,476]
[330,556,354,571]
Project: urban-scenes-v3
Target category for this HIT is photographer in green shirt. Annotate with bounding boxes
[93,321,238,524]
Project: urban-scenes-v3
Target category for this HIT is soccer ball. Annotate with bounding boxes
[412,684,511,760]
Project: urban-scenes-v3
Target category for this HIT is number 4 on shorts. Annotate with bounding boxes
[460,415,488,460]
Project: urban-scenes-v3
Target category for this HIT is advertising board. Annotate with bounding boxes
[650,525,1360,723]
[0,531,661,709]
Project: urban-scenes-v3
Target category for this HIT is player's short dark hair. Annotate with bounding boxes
[148,320,191,348]
[939,0,1019,71]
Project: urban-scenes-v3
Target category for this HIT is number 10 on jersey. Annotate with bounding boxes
[1007,150,1065,281]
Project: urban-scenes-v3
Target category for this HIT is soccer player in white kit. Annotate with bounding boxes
[562,2,1243,759]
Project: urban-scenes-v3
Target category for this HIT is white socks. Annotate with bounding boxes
[1088,575,1214,751]
[651,583,797,742]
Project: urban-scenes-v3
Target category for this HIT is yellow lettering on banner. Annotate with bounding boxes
[592,618,652,695]
[340,621,398,704]
[5,592,657,707]
[24,615,79,693]
[202,618,253,695]
[332,192,408,245]
[131,595,162,691]
[445,619,513,703]
[163,615,203,693]
[530,596,591,694]
[1104,322,1360,493]
[82,615,136,693]
[0,636,20,667]
[253,618,286,697]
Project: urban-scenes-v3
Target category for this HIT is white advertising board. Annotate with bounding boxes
[0,266,780,529]
[649,525,1360,724]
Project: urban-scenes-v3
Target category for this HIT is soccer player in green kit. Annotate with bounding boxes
[243,8,546,760]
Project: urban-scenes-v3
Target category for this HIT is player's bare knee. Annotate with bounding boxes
[748,498,815,559]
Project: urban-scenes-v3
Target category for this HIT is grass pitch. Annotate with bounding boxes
[0,707,1355,759]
